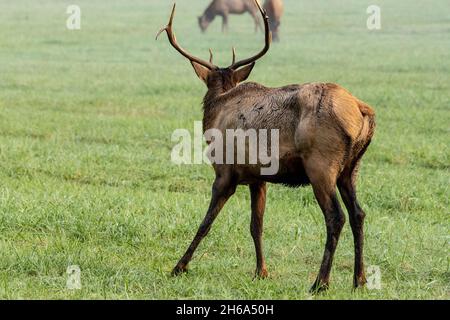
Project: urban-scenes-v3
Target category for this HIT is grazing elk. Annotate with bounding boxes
[157,0,376,292]
[263,0,284,42]
[198,0,263,33]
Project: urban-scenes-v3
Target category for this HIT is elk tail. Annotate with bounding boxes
[356,99,376,146]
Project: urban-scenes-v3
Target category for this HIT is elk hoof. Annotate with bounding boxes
[253,268,268,280]
[171,265,188,276]
[309,280,329,294]
[353,276,367,289]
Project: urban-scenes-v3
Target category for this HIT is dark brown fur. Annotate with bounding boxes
[199,0,263,33]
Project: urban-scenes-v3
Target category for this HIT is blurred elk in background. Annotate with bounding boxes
[158,0,376,292]
[263,0,284,41]
[198,0,263,33]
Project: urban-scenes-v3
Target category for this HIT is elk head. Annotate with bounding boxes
[198,15,211,33]
[157,0,272,94]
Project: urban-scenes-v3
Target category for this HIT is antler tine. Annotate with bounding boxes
[156,3,216,70]
[209,48,213,63]
[229,0,272,70]
[155,3,176,40]
[231,47,236,65]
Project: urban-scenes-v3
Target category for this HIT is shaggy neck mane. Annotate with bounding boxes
[202,82,227,131]
[202,82,264,131]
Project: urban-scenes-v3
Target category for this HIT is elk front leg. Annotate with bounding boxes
[172,173,236,275]
[338,168,367,288]
[250,11,262,33]
[250,182,268,278]
[221,14,229,33]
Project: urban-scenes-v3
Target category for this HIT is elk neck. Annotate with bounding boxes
[201,71,236,132]
[203,5,216,22]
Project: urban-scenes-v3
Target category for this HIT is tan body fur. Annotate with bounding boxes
[205,82,375,188]
[199,0,263,32]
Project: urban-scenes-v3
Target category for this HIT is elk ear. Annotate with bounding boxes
[191,61,210,83]
[233,62,255,84]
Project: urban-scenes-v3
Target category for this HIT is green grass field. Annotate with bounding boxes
[0,0,449,299]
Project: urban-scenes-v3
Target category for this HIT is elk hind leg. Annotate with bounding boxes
[338,151,369,288]
[304,157,346,293]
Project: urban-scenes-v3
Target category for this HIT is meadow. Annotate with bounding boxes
[0,0,448,299]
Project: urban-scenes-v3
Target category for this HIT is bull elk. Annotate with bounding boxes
[157,0,376,292]
[198,0,263,33]
[263,0,284,42]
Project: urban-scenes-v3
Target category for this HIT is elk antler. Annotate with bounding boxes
[229,0,272,70]
[156,3,217,70]
[231,47,236,65]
